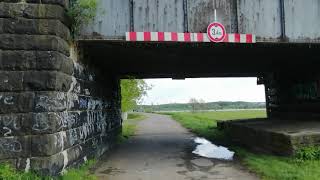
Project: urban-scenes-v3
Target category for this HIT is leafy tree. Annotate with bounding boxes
[121,79,151,112]
[189,98,200,113]
[68,0,100,38]
[189,98,207,112]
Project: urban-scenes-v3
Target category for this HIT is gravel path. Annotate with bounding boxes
[93,113,259,180]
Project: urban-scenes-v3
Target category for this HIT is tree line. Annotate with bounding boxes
[139,99,265,112]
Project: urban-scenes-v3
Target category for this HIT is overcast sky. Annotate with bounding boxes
[141,78,265,105]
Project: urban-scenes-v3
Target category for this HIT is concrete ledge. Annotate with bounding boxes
[218,118,320,156]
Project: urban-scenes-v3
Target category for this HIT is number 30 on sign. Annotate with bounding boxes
[207,22,226,43]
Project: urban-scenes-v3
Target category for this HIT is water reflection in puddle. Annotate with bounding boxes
[192,137,235,160]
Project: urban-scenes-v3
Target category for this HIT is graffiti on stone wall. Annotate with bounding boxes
[84,89,90,95]
[91,138,98,148]
[67,111,107,146]
[31,110,108,147]
[33,113,50,131]
[88,99,104,110]
[32,111,82,133]
[79,98,88,109]
[292,81,320,101]
[0,115,21,137]
[67,76,80,109]
[0,95,14,105]
[28,61,114,172]
[69,128,78,146]
[0,138,22,153]
[33,98,106,133]
[25,158,30,172]
[62,112,80,130]
[88,75,94,81]
[36,92,67,112]
[3,127,12,137]
[68,93,80,109]
[74,62,84,78]
[71,77,81,94]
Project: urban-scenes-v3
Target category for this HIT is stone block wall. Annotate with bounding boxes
[0,0,122,175]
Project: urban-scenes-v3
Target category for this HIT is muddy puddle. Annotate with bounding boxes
[192,137,234,160]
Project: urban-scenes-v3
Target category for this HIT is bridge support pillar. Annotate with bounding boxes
[219,72,320,155]
[0,1,122,175]
[264,73,320,119]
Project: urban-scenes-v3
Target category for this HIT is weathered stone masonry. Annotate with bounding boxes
[0,0,122,175]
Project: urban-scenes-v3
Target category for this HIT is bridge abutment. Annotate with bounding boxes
[219,72,320,155]
[0,1,122,175]
[1,0,320,173]
[264,73,320,119]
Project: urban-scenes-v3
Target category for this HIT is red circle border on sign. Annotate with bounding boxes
[207,22,226,42]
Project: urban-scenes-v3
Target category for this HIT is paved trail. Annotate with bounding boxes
[93,113,258,180]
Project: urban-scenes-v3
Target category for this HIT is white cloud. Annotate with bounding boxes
[141,78,265,105]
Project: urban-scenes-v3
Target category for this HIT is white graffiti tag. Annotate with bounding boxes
[0,139,22,153]
[0,95,14,105]
[3,127,12,137]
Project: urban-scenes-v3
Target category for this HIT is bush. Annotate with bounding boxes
[295,146,320,161]
[68,0,99,38]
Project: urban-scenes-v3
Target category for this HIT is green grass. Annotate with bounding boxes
[60,160,97,180]
[165,110,320,180]
[163,110,266,141]
[237,149,320,180]
[0,163,44,180]
[117,113,146,143]
[0,159,97,180]
[127,113,144,120]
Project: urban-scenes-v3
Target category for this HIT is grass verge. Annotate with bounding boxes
[163,110,265,141]
[164,110,320,180]
[0,159,97,180]
[117,113,147,143]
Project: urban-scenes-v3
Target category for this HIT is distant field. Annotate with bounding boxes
[165,110,320,180]
[162,110,266,140]
[166,110,267,121]
[139,101,265,112]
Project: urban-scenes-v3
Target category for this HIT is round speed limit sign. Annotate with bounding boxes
[207,22,226,43]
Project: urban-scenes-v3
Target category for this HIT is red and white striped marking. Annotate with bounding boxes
[126,32,256,43]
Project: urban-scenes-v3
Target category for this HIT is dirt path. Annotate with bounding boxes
[93,113,258,180]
